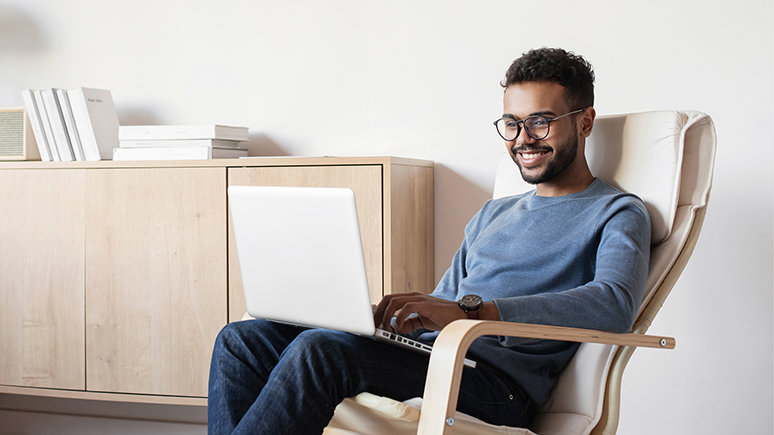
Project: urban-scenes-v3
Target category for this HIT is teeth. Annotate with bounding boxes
[521,153,542,160]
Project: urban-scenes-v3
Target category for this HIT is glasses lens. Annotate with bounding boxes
[524,116,550,140]
[495,118,519,141]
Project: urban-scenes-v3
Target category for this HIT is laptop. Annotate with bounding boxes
[228,185,475,368]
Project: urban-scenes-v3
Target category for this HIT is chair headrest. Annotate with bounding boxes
[493,110,715,245]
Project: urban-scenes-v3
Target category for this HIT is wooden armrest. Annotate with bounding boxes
[417,320,674,435]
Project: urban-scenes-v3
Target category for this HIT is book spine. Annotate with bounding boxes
[118,126,249,142]
[41,89,75,161]
[56,89,85,161]
[119,139,243,148]
[112,146,247,161]
[33,90,61,161]
[21,90,52,161]
[113,146,212,161]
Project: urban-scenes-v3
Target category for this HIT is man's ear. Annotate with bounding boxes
[580,107,596,138]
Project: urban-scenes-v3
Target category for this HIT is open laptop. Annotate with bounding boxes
[228,185,475,368]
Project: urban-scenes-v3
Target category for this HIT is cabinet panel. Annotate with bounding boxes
[227,166,382,322]
[85,168,227,397]
[0,169,85,390]
[384,164,434,295]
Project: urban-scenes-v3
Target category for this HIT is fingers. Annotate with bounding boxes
[392,302,443,333]
[374,292,422,330]
[373,292,431,331]
[392,314,426,334]
[372,294,394,327]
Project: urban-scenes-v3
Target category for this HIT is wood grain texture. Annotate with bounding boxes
[383,164,434,296]
[0,385,207,406]
[0,169,85,390]
[85,168,227,397]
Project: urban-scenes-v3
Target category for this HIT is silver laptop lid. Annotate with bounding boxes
[228,185,376,336]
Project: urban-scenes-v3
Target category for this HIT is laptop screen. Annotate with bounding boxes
[228,185,377,336]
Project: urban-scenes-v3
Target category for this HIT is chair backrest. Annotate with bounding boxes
[492,110,716,435]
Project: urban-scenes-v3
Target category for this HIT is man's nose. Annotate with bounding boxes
[515,127,537,146]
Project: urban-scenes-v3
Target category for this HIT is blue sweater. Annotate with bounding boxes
[422,178,651,406]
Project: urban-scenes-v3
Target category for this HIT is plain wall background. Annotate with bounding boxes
[0,1,771,434]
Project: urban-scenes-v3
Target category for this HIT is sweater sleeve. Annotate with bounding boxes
[430,196,513,301]
[430,217,474,301]
[493,202,651,334]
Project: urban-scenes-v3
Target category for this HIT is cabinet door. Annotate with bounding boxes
[85,168,227,397]
[0,169,85,390]
[227,166,382,322]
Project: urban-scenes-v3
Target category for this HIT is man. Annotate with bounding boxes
[207,48,651,434]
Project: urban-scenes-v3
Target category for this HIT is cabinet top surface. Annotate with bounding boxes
[0,156,433,169]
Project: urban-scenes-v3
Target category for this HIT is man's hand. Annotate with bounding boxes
[373,292,500,334]
[373,292,467,334]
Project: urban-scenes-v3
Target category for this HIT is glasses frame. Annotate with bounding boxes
[493,108,586,141]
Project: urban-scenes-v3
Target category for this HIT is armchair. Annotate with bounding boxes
[324,110,717,435]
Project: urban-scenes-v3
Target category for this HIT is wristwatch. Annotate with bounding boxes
[458,294,483,319]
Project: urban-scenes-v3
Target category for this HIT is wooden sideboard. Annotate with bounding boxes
[0,156,433,406]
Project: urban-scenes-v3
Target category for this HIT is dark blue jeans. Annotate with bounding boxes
[207,319,534,434]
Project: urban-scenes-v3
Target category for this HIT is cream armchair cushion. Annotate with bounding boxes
[327,393,536,435]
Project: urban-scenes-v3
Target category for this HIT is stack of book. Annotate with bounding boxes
[114,125,249,161]
[22,88,119,161]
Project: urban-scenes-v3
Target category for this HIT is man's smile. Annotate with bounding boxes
[513,146,552,166]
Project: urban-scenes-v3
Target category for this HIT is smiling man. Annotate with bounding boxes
[208,48,651,434]
[497,56,595,196]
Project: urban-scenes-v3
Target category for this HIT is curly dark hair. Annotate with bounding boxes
[501,47,595,110]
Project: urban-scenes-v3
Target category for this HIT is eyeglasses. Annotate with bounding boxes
[493,108,585,141]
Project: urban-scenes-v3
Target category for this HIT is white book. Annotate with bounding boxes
[33,90,61,161]
[41,89,75,161]
[119,125,249,142]
[67,87,119,161]
[119,139,244,148]
[21,90,52,161]
[56,89,85,161]
[112,146,248,161]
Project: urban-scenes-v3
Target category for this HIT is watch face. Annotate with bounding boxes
[460,294,483,310]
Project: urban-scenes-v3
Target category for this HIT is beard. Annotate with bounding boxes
[514,132,579,185]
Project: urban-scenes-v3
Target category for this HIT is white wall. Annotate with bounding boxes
[1,1,771,434]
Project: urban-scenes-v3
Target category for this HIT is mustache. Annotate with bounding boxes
[511,145,553,153]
